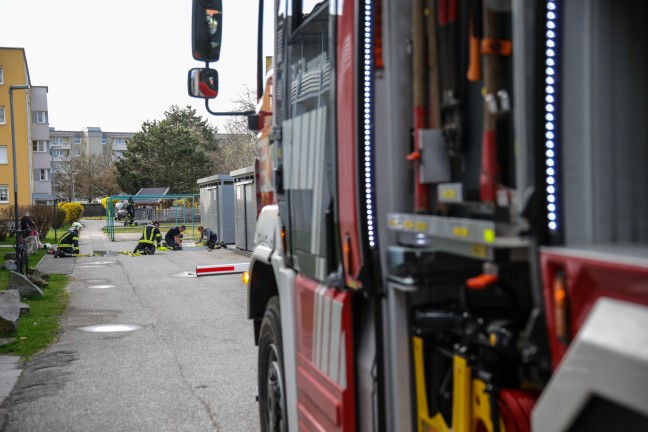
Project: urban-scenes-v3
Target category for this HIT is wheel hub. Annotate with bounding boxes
[265,344,284,431]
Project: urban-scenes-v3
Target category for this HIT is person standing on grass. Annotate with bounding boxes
[164,225,185,250]
[20,213,42,252]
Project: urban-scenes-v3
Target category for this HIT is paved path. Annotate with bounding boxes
[0,219,258,431]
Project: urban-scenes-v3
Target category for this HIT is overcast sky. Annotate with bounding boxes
[0,0,270,132]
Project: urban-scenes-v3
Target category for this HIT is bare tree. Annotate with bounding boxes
[96,164,122,197]
[53,157,76,202]
[54,153,115,202]
[211,85,259,174]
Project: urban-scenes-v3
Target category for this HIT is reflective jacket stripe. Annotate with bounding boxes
[139,225,161,244]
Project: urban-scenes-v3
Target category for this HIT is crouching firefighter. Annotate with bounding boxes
[55,222,82,257]
[133,221,162,255]
[164,225,185,250]
[197,225,226,250]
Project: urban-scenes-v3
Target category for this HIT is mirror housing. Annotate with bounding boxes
[192,0,223,62]
[247,114,262,132]
[188,68,219,99]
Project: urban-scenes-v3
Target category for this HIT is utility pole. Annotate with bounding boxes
[9,85,30,232]
[50,144,61,241]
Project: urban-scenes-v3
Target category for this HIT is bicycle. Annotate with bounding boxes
[12,228,30,275]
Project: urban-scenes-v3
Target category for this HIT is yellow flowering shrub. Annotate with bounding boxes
[59,202,84,223]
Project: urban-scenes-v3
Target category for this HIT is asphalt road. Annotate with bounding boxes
[0,220,259,432]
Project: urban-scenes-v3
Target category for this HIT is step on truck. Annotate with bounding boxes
[188,0,648,431]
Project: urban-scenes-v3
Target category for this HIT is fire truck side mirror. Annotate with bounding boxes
[192,0,223,62]
[187,68,219,99]
[248,114,261,132]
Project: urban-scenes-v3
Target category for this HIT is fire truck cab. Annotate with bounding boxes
[191,0,648,430]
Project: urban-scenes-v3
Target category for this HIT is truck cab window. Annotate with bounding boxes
[278,0,334,281]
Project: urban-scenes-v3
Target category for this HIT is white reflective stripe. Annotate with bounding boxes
[330,0,344,15]
[339,331,347,389]
[313,284,326,368]
[310,106,327,254]
[282,119,292,190]
[321,292,332,374]
[328,300,343,383]
[315,257,326,282]
[299,111,311,189]
[292,116,302,190]
[306,109,317,190]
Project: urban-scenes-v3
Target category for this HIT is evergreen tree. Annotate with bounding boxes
[115,108,214,193]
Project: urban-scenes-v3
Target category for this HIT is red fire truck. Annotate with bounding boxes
[189,0,648,430]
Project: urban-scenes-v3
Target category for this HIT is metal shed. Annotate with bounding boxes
[230,166,257,252]
[197,174,235,244]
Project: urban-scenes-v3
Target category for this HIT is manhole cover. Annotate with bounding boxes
[79,324,140,333]
[84,279,110,284]
[77,261,116,266]
[87,284,115,289]
[171,271,196,278]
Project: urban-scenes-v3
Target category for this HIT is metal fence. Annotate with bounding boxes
[105,194,199,241]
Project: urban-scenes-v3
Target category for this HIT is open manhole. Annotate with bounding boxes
[87,284,116,289]
[171,271,196,278]
[79,324,141,333]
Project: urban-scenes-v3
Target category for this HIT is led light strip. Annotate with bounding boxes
[363,0,375,248]
[544,0,558,232]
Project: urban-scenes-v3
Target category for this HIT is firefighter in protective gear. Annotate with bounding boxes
[133,221,162,255]
[197,225,217,249]
[165,225,185,250]
[125,197,136,226]
[55,223,81,257]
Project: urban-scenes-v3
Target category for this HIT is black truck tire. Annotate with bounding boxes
[258,296,288,432]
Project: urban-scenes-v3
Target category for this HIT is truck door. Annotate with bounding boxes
[276,1,356,430]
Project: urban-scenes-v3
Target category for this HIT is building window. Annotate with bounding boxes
[33,111,48,124]
[52,137,62,144]
[32,140,48,152]
[102,137,107,144]
[52,149,66,158]
[75,136,81,144]
[114,138,125,145]
[0,66,3,84]
[0,146,6,164]
[38,169,50,181]
[0,106,5,124]
[74,149,81,156]
[0,186,8,203]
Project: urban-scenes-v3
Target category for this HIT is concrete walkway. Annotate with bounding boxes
[0,220,144,405]
[0,217,256,431]
[0,218,252,430]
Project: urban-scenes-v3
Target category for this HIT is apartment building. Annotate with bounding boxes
[46,127,133,203]
[49,127,134,160]
[0,47,34,210]
[2,47,134,205]
[31,86,52,204]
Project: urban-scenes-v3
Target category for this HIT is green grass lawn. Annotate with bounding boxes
[0,275,69,360]
[0,228,69,361]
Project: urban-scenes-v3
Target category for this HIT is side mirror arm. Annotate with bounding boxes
[204,99,255,116]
